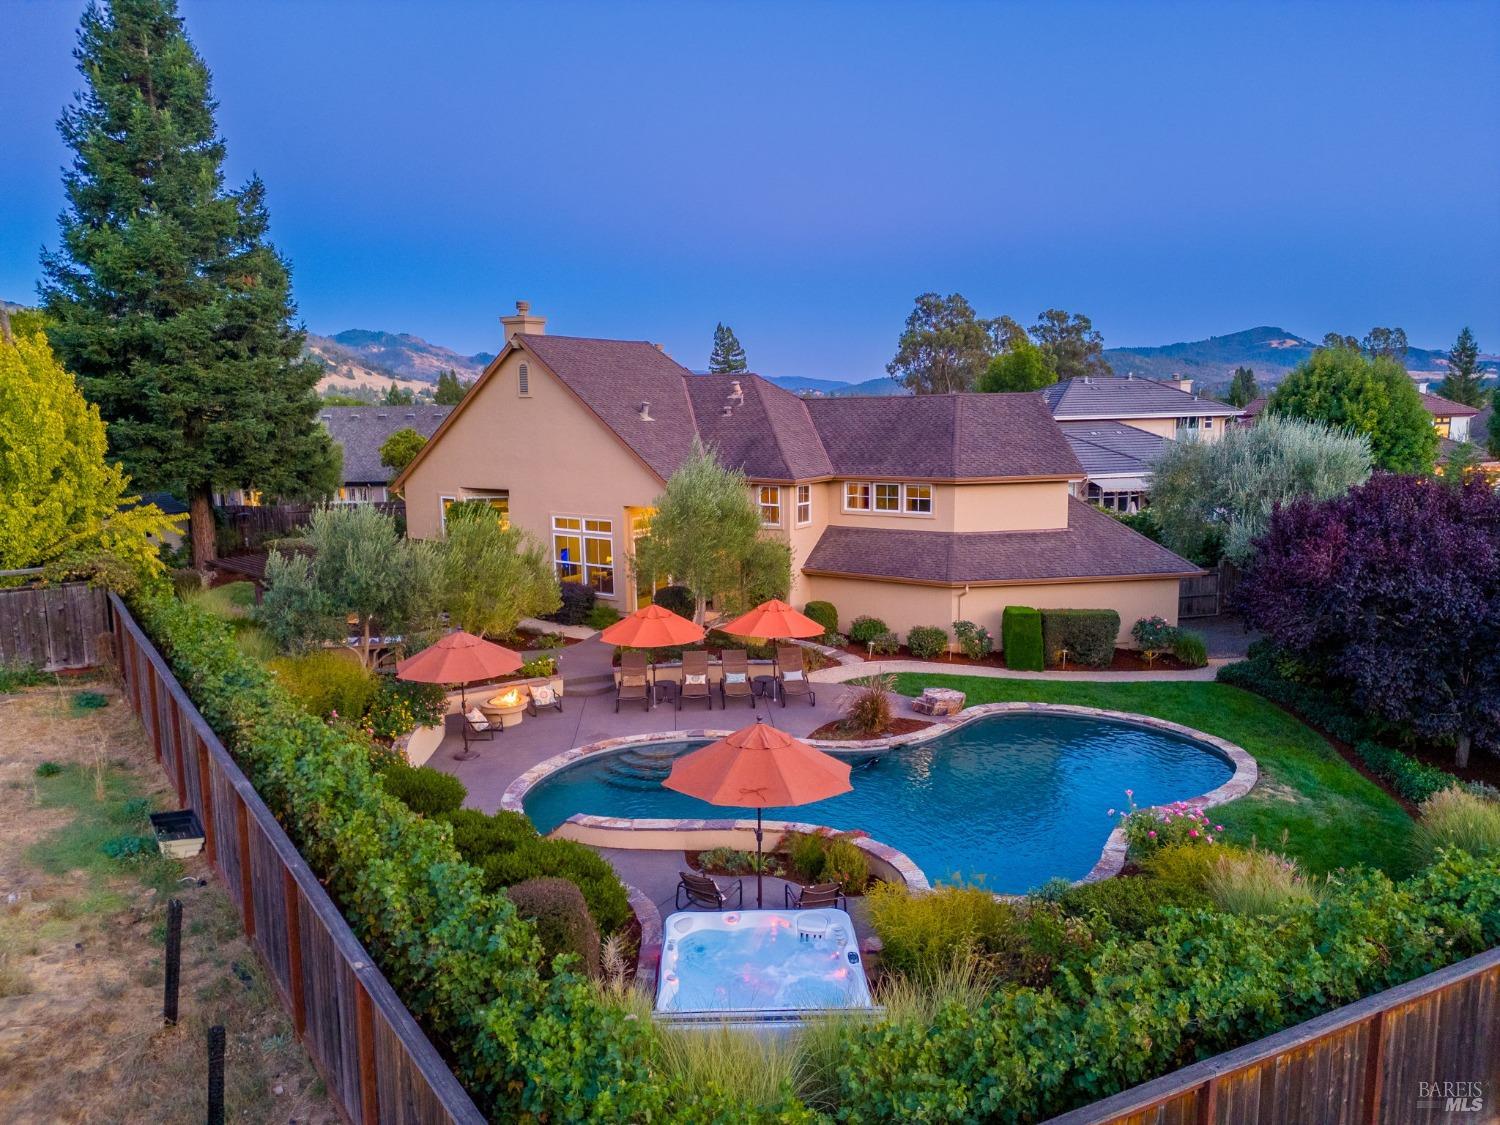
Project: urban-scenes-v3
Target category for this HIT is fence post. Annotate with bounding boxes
[163,898,183,1025]
[146,664,162,762]
[236,797,255,938]
[1360,1010,1386,1124]
[283,868,306,1034]
[355,980,380,1125]
[207,1024,226,1125]
[170,695,188,805]
[196,736,216,865]
[1194,1077,1217,1125]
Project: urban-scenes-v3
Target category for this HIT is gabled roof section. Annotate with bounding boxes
[803,497,1201,584]
[1041,376,1241,420]
[319,405,452,484]
[1058,420,1168,478]
[804,393,1083,479]
[685,374,835,481]
[517,334,700,480]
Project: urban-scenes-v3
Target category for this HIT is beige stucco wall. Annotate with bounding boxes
[400,347,665,608]
[800,574,1181,648]
[1114,415,1227,442]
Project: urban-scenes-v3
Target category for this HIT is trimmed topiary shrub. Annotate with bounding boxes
[848,615,890,646]
[505,877,602,979]
[905,625,948,660]
[268,650,380,721]
[1173,629,1209,669]
[381,763,468,817]
[1001,606,1044,671]
[1040,608,1119,668]
[545,582,596,625]
[803,600,839,637]
[652,584,696,620]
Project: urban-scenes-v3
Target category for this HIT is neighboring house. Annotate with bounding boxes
[1040,376,1239,511]
[393,304,1201,645]
[318,405,452,503]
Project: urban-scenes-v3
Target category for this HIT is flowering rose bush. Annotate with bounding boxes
[1112,789,1224,854]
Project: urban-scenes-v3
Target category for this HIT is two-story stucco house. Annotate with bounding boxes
[393,305,1201,646]
[1041,376,1242,512]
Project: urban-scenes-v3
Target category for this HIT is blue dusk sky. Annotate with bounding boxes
[3,1,1498,380]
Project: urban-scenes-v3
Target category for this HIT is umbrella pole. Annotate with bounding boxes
[755,807,764,908]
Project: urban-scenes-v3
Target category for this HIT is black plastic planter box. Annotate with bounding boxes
[149,809,206,859]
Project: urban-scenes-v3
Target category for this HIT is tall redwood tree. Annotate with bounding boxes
[1237,473,1500,767]
[41,0,338,566]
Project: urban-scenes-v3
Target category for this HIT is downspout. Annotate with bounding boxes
[953,584,970,660]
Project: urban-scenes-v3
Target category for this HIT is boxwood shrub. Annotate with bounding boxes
[803,600,839,636]
[1001,606,1045,671]
[1039,609,1119,668]
[905,625,948,660]
[381,762,468,816]
[849,615,890,645]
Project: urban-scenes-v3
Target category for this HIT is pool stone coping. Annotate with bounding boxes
[624,883,663,995]
[502,702,1257,891]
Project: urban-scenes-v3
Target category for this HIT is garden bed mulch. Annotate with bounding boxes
[836,643,1199,673]
[807,717,934,741]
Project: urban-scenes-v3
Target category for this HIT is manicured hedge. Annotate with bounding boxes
[1218,652,1456,803]
[1002,606,1044,671]
[1039,609,1119,668]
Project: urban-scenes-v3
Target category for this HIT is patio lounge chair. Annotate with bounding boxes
[678,650,713,711]
[775,646,816,707]
[784,881,847,910]
[719,649,755,709]
[615,652,652,713]
[526,681,564,717]
[462,706,497,747]
[676,870,744,910]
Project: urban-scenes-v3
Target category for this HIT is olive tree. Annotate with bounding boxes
[436,501,560,638]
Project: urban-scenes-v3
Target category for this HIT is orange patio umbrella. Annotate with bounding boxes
[397,631,523,757]
[663,719,852,906]
[718,598,825,641]
[598,603,706,648]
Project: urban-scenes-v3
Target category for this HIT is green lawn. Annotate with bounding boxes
[891,674,1416,878]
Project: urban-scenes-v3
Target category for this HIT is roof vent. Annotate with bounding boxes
[638,401,654,421]
[375,412,388,420]
[720,404,734,417]
[728,379,745,404]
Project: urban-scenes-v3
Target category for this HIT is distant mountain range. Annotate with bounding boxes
[306,329,494,396]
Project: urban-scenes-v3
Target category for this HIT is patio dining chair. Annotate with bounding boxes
[676,870,744,911]
[784,881,847,910]
[615,651,652,713]
[775,646,817,707]
[719,649,755,709]
[678,650,713,711]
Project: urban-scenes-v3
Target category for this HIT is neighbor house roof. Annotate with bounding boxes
[803,497,1201,585]
[1041,376,1241,420]
[319,405,452,484]
[1057,421,1167,480]
[1419,391,1480,418]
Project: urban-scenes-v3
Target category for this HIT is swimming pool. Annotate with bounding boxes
[656,909,873,1017]
[521,711,1240,892]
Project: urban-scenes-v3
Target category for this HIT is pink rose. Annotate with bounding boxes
[1147,830,1157,839]
[1189,829,1199,838]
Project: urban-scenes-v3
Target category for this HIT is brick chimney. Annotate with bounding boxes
[500,300,547,342]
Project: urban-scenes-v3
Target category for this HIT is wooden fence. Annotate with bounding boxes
[0,580,109,670]
[110,594,483,1125]
[216,502,405,552]
[1178,561,1243,620]
[1044,944,1500,1125]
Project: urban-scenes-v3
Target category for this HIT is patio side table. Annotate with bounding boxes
[653,681,679,708]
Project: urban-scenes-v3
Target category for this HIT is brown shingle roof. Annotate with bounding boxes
[1420,391,1480,418]
[803,497,1200,584]
[804,393,1083,479]
[685,374,834,480]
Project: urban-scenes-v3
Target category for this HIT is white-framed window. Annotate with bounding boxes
[1203,418,1213,430]
[1176,416,1203,434]
[553,515,614,596]
[757,485,782,528]
[518,362,530,396]
[439,495,457,531]
[795,484,812,526]
[841,481,934,517]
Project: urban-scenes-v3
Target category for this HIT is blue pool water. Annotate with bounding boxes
[523,713,1235,892]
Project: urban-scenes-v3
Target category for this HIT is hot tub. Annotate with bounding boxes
[656,909,873,1021]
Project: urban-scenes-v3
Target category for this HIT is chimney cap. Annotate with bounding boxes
[516,300,530,314]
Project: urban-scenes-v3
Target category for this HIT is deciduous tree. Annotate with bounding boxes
[708,323,748,373]
[1437,327,1485,407]
[887,293,1004,394]
[40,0,339,567]
[0,314,179,581]
[1149,414,1372,564]
[379,428,427,474]
[1030,309,1112,379]
[1237,474,1500,768]
[1267,347,1437,473]
[435,501,560,638]
[976,339,1058,393]
[1226,366,1259,408]
[1361,326,1408,361]
[632,442,791,623]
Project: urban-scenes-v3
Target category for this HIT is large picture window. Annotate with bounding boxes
[553,515,614,596]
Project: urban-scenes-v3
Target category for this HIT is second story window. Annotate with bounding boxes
[844,481,871,511]
[795,484,812,526]
[843,481,934,516]
[758,485,782,527]
[874,483,901,511]
[904,483,932,513]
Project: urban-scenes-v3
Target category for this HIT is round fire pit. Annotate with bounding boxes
[484,689,528,728]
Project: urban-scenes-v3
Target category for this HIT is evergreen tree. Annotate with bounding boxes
[40,0,338,567]
[708,323,748,373]
[1437,327,1485,407]
[1226,366,1260,408]
[433,368,470,405]
[383,382,414,405]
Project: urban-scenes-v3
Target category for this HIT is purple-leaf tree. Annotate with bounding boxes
[1237,473,1500,767]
